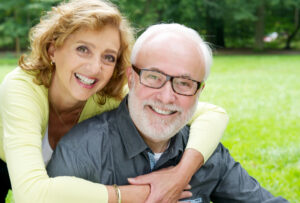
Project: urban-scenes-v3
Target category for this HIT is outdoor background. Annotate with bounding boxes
[1,0,300,202]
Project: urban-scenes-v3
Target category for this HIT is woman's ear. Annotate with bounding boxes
[48,43,56,62]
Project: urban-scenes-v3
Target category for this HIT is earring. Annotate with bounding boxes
[50,61,55,67]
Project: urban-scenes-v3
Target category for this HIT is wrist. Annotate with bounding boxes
[113,184,121,203]
[176,148,204,182]
[107,185,118,203]
[119,185,150,203]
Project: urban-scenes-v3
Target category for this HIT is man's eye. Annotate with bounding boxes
[179,82,190,87]
[177,80,192,88]
[147,74,159,80]
[76,46,89,54]
[104,55,116,63]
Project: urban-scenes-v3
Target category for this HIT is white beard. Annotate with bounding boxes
[128,78,198,143]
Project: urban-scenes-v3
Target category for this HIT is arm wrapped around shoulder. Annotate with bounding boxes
[187,102,229,162]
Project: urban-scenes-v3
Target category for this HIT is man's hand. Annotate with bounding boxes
[128,166,192,203]
[128,149,204,203]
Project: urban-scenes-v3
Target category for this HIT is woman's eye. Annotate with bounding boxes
[104,55,116,63]
[76,46,89,54]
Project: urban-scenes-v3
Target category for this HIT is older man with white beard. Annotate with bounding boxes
[47,23,288,203]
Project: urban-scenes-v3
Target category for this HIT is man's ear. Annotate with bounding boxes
[201,83,205,91]
[48,42,56,62]
[126,66,133,88]
[196,83,205,98]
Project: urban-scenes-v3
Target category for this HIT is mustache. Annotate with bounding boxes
[142,100,183,113]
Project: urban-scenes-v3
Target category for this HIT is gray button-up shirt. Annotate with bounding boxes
[47,96,288,203]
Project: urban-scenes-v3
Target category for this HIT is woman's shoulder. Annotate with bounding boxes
[1,67,47,94]
[0,67,48,109]
[2,67,36,83]
[1,67,37,89]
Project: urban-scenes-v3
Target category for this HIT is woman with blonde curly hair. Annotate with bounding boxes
[0,0,228,202]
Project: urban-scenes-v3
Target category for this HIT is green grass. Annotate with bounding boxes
[0,56,18,82]
[200,55,300,202]
[1,55,300,202]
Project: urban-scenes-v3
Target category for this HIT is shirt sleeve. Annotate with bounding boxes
[211,145,289,202]
[0,74,109,203]
[186,102,229,162]
[47,122,106,184]
[47,138,92,181]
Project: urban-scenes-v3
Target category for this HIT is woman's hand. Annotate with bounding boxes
[128,167,192,203]
[128,149,204,203]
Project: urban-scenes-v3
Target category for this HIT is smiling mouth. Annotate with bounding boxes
[75,73,97,85]
[149,106,177,115]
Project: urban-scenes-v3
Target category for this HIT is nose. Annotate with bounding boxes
[89,56,102,75]
[156,81,176,104]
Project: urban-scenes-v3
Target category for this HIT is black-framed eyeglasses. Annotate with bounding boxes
[132,65,204,96]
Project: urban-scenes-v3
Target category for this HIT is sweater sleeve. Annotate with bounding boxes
[0,70,109,203]
[186,102,229,162]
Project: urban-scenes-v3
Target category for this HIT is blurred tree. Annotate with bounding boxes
[224,0,256,48]
[264,0,300,49]
[0,0,29,54]
[254,0,266,50]
[0,0,299,52]
[284,0,300,49]
[0,0,59,54]
[203,0,226,48]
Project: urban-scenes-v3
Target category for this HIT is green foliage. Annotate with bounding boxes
[0,0,60,51]
[1,54,299,202]
[0,0,299,50]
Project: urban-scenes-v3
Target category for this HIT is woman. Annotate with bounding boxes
[0,0,228,202]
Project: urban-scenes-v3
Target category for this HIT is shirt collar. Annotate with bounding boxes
[161,127,188,161]
[116,96,189,159]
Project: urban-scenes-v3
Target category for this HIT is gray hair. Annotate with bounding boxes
[131,23,212,81]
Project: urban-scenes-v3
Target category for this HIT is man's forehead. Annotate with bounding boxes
[136,32,205,81]
[143,32,191,49]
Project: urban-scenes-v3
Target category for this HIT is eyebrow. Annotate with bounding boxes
[76,40,119,55]
[146,67,193,79]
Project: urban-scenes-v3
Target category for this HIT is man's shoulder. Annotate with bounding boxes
[58,109,119,149]
[197,143,234,178]
[205,143,229,164]
[178,127,230,164]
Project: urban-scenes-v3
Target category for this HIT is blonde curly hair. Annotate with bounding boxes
[19,0,134,103]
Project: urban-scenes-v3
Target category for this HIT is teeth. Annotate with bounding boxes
[75,73,95,85]
[151,106,175,115]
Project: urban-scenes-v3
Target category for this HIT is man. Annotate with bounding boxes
[47,23,287,202]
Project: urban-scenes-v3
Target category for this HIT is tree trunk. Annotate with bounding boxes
[15,37,20,56]
[254,1,265,51]
[14,9,21,56]
[285,6,299,50]
[205,5,225,48]
[216,19,225,47]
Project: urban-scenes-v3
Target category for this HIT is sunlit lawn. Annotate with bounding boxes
[1,54,300,202]
[0,56,18,82]
[200,54,300,202]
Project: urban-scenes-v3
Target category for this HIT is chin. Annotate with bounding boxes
[140,124,176,141]
[73,94,91,102]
